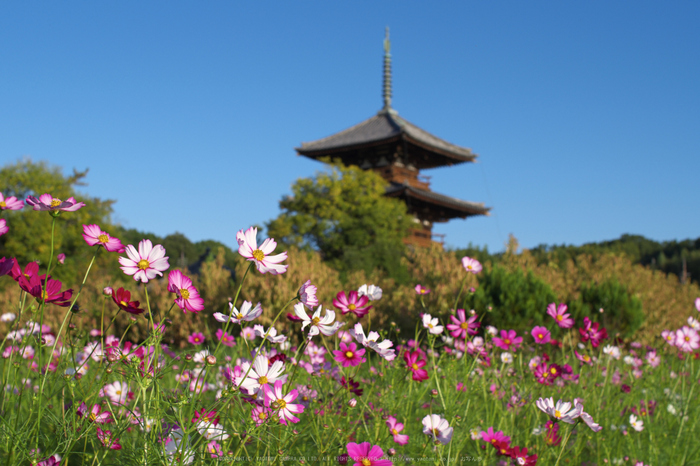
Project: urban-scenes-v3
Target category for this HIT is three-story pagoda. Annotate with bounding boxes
[296,30,490,247]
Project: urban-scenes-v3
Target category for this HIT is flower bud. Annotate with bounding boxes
[206,355,217,366]
[185,354,193,361]
[103,287,113,296]
[431,389,438,397]
[347,398,357,408]
[388,448,396,457]
[57,253,66,265]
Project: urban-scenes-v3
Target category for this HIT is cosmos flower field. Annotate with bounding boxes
[0,193,699,465]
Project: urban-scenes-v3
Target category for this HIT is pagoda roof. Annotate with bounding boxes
[296,109,477,168]
[385,182,490,222]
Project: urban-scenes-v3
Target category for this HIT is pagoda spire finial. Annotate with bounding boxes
[382,27,392,111]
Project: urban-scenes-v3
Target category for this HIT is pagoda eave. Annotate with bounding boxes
[385,183,490,223]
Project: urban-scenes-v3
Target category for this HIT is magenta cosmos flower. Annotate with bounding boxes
[480,427,511,446]
[446,309,479,339]
[546,303,574,328]
[0,193,24,210]
[531,326,551,344]
[579,317,608,348]
[188,332,205,345]
[346,442,392,466]
[236,226,288,275]
[118,239,169,283]
[333,342,366,367]
[493,330,523,351]
[462,256,482,274]
[26,194,85,213]
[96,427,122,450]
[333,291,372,318]
[404,350,428,382]
[111,287,144,315]
[82,224,125,252]
[0,219,7,237]
[167,270,204,313]
[77,402,112,424]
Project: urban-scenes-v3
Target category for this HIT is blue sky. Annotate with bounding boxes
[1,2,698,253]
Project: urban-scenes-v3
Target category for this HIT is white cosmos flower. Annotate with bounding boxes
[536,397,582,424]
[253,325,287,344]
[422,313,444,335]
[357,284,383,301]
[574,399,603,432]
[629,414,644,431]
[349,323,396,361]
[213,301,262,324]
[603,345,621,360]
[421,414,453,444]
[237,355,287,395]
[293,303,343,339]
[103,381,129,405]
[0,312,16,322]
[688,316,700,329]
[500,352,513,364]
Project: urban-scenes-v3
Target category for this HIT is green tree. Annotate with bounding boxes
[0,158,115,283]
[266,162,413,280]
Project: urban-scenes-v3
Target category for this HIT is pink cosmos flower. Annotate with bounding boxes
[96,427,122,450]
[574,399,603,432]
[446,309,479,339]
[0,219,7,237]
[696,297,700,312]
[77,402,112,424]
[36,455,61,466]
[547,303,574,328]
[237,355,287,395]
[251,405,272,426]
[119,239,169,283]
[404,350,428,382]
[26,194,85,213]
[675,326,700,352]
[82,224,125,252]
[299,280,318,308]
[207,441,223,458]
[333,342,366,367]
[545,420,561,446]
[216,329,235,347]
[346,442,392,466]
[167,270,204,313]
[0,193,23,210]
[192,408,220,425]
[462,256,482,274]
[579,317,608,348]
[56,253,65,264]
[188,332,205,345]
[333,291,372,318]
[493,329,523,351]
[574,350,593,365]
[414,284,430,295]
[386,416,409,445]
[531,326,551,344]
[236,226,288,275]
[263,380,304,425]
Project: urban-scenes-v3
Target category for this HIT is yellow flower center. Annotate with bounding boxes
[345,351,354,359]
[252,249,265,261]
[584,356,590,362]
[556,315,563,321]
[50,198,61,207]
[348,304,356,311]
[361,459,372,466]
[504,339,511,345]
[685,336,690,342]
[88,412,97,422]
[137,259,149,270]
[258,376,268,385]
[428,324,434,328]
[554,410,562,418]
[277,399,287,409]
[550,368,558,375]
[467,265,473,270]
[538,334,543,339]
[98,234,110,244]
[312,317,320,325]
[180,289,190,299]
[420,289,427,294]
[258,412,267,420]
[0,201,5,208]
[115,390,121,395]
[460,322,469,329]
[391,428,398,435]
[41,290,48,301]
[120,301,128,307]
[411,363,418,370]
